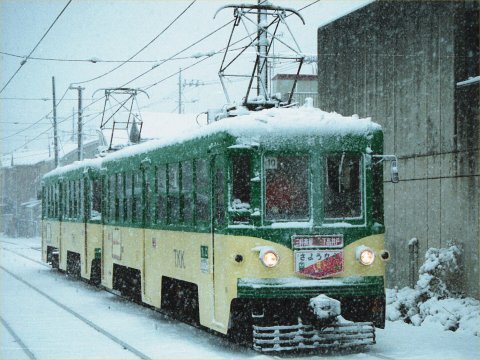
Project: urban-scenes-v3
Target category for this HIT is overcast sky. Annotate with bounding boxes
[0,0,371,157]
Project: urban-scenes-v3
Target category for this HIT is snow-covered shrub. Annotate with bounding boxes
[386,245,479,336]
[416,245,462,300]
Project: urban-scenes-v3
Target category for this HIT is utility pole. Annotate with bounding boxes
[257,0,268,98]
[178,68,183,114]
[52,76,59,167]
[71,107,75,142]
[69,85,84,161]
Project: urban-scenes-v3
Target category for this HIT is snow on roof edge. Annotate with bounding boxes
[43,107,382,180]
[316,0,375,29]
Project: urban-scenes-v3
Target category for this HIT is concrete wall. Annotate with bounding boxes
[317,0,479,297]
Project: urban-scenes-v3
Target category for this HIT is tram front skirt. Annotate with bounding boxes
[251,294,376,352]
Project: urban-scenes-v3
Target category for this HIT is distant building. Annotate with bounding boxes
[0,140,99,237]
[317,0,479,297]
[271,74,319,107]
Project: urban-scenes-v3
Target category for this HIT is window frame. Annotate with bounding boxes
[322,152,366,223]
[262,152,311,223]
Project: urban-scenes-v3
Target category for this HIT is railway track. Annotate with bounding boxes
[1,241,397,360]
[0,246,152,360]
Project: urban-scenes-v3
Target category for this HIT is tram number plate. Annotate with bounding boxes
[294,250,344,279]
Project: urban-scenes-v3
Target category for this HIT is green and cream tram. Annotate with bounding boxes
[42,107,396,351]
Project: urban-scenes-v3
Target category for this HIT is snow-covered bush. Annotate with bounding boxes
[387,245,479,336]
[416,245,462,300]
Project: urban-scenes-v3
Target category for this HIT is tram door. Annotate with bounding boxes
[211,154,227,324]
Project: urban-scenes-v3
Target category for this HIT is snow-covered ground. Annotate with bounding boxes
[1,235,478,360]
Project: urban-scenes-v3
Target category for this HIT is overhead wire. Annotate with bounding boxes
[1,87,69,141]
[0,0,73,95]
[6,0,321,152]
[0,50,212,64]
[71,0,197,86]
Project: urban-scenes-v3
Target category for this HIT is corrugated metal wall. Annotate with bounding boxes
[317,0,479,297]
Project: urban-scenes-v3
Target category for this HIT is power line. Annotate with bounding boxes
[0,0,73,95]
[0,97,78,101]
[5,1,320,151]
[0,50,207,64]
[71,0,197,86]
[119,20,234,89]
[0,87,69,141]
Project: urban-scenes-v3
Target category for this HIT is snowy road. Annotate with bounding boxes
[1,236,478,360]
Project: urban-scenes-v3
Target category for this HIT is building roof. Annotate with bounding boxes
[1,138,97,168]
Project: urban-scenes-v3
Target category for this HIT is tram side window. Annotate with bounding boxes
[182,161,194,224]
[372,162,384,223]
[50,185,54,218]
[69,181,73,218]
[133,172,142,223]
[125,173,133,222]
[215,166,225,225]
[324,153,362,219]
[71,181,75,218]
[74,181,79,218]
[168,164,180,224]
[79,179,84,220]
[118,173,124,222]
[156,165,167,223]
[108,175,115,221]
[91,179,102,220]
[46,186,51,217]
[55,184,59,218]
[231,154,251,210]
[265,155,309,221]
[195,159,209,222]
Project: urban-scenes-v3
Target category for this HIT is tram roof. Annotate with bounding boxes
[43,107,381,180]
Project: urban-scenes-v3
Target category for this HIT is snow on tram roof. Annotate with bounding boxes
[43,157,103,180]
[44,107,381,179]
[103,107,381,162]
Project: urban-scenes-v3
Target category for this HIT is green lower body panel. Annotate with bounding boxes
[237,276,384,299]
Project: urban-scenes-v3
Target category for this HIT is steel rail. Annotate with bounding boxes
[0,315,37,359]
[0,265,152,360]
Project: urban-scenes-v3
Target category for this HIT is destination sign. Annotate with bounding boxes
[292,235,343,249]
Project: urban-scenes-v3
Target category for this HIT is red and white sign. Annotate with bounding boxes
[294,250,344,279]
[292,235,343,249]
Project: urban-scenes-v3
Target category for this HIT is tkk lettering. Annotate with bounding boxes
[174,249,185,269]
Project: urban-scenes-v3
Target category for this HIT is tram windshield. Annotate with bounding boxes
[324,153,362,219]
[265,155,309,221]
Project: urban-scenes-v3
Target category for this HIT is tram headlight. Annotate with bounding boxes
[259,248,280,268]
[356,246,375,266]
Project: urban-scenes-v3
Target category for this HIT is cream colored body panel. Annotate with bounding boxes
[142,229,386,334]
[42,220,61,263]
[44,219,386,335]
[59,221,85,272]
[102,225,144,289]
